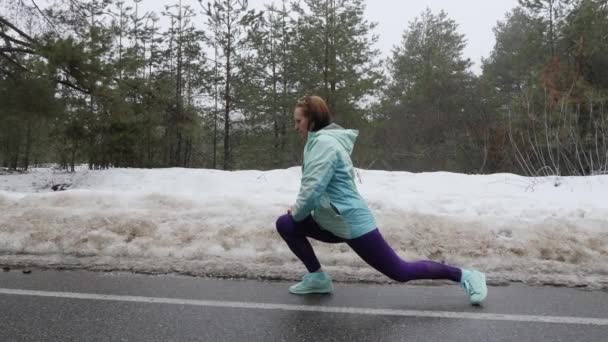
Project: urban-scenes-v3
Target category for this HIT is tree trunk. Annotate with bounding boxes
[10,128,21,170]
[214,43,219,169]
[70,146,76,173]
[224,52,231,170]
[23,120,32,171]
[329,0,336,110]
[174,0,184,167]
[323,0,330,105]
[271,20,280,166]
[223,11,232,171]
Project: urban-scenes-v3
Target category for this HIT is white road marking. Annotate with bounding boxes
[1,288,607,326]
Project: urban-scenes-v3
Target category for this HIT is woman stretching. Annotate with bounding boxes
[276,95,488,305]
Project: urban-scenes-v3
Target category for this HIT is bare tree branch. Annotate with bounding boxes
[56,77,91,94]
[0,47,36,54]
[1,50,92,95]
[0,16,36,43]
[0,31,33,48]
[28,0,60,33]
[0,52,28,71]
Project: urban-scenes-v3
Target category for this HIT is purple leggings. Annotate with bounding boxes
[276,214,461,282]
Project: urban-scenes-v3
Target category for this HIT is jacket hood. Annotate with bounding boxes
[309,123,359,155]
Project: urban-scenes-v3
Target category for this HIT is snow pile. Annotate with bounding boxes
[0,167,606,288]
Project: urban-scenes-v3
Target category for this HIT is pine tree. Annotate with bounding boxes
[381,8,475,171]
[292,0,382,127]
[200,0,259,170]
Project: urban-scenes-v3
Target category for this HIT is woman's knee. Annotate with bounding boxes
[275,214,295,236]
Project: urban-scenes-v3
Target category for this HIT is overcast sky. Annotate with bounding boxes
[139,0,520,74]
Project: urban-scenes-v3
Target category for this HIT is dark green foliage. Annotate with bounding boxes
[0,0,606,175]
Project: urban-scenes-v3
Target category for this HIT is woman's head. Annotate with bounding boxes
[293,95,332,140]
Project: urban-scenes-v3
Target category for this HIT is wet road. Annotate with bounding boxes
[0,270,607,341]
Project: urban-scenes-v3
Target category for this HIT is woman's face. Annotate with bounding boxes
[294,107,310,140]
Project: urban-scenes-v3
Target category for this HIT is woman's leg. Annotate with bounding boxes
[276,214,345,272]
[347,228,461,282]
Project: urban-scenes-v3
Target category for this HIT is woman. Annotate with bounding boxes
[276,95,487,305]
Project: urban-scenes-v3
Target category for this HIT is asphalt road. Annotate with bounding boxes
[0,269,607,341]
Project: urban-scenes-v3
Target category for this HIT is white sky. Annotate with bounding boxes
[1,167,607,289]
[361,0,520,73]
[138,0,520,74]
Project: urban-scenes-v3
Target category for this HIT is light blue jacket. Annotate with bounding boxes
[291,123,377,239]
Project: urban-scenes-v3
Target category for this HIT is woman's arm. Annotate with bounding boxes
[291,136,338,221]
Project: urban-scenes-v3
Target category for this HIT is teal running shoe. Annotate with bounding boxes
[460,269,488,305]
[289,271,333,295]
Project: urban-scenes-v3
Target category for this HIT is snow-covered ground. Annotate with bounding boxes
[1,166,607,289]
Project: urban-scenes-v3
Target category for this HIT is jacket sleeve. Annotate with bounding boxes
[291,137,338,222]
